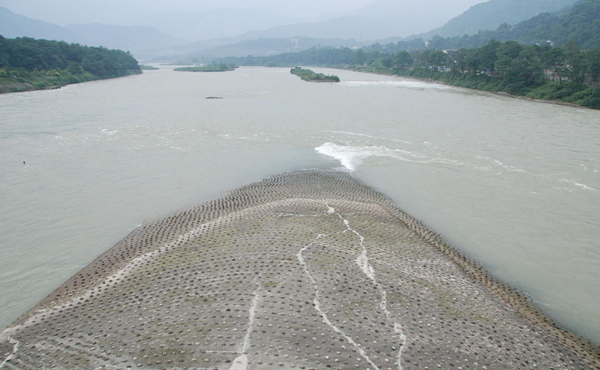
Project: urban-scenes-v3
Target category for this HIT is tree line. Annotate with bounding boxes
[220,38,600,108]
[413,40,600,87]
[397,41,600,108]
[223,40,600,86]
[0,36,141,92]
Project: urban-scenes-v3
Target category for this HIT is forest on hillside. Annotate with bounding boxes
[0,36,141,93]
[429,0,600,50]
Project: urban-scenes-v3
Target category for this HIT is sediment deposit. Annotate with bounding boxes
[1,169,598,369]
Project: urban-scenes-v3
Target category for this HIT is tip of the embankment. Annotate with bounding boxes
[1,169,599,370]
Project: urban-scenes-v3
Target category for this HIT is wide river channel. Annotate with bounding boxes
[1,66,599,344]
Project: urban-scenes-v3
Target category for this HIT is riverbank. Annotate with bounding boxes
[1,170,598,369]
[0,36,143,95]
[174,63,237,72]
[334,65,600,109]
[0,70,142,94]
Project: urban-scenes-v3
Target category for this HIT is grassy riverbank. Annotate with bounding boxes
[0,68,140,94]
[337,64,600,109]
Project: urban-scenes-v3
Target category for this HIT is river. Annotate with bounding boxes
[1,66,599,344]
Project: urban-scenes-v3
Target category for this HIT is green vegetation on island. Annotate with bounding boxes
[140,65,159,70]
[174,63,237,72]
[290,67,340,82]
[0,36,141,94]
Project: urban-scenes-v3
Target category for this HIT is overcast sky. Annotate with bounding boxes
[0,0,487,26]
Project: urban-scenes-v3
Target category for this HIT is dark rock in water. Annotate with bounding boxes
[1,170,598,370]
[206,96,224,99]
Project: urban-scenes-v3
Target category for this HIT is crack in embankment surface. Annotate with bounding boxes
[297,230,382,370]
[229,276,262,370]
[327,200,407,370]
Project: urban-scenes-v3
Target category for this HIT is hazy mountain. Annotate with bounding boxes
[0,7,80,43]
[209,0,480,43]
[412,0,581,40]
[234,16,389,42]
[357,0,478,35]
[426,0,600,50]
[65,24,189,53]
[135,8,298,42]
[0,7,190,58]
[186,37,359,59]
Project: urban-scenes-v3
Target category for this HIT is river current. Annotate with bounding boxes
[1,66,599,343]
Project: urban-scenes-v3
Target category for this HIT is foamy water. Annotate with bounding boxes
[1,66,599,343]
[315,142,463,171]
[341,80,452,90]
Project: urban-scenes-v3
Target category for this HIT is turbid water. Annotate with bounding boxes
[0,66,599,347]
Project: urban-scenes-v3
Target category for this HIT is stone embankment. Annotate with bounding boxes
[1,169,598,369]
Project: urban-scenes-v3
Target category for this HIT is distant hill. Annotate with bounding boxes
[222,0,480,42]
[412,0,580,40]
[0,7,80,43]
[0,7,188,58]
[65,24,188,53]
[183,37,359,60]
[134,8,298,42]
[234,16,390,42]
[358,0,478,36]
[428,0,600,50]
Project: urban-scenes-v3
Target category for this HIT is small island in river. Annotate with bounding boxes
[291,66,340,82]
[174,63,237,72]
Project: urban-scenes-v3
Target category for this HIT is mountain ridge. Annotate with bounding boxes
[0,6,188,56]
[134,8,299,42]
[410,0,581,40]
[0,7,80,43]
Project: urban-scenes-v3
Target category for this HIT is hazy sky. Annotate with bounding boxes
[0,0,487,26]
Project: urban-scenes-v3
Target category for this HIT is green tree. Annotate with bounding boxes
[542,46,567,83]
[585,48,600,85]
[563,40,586,83]
[454,48,469,73]
[429,50,451,71]
[478,40,501,75]
[395,50,413,69]
[381,55,395,68]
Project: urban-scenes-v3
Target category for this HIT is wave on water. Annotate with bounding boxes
[341,80,451,90]
[559,178,598,191]
[315,142,461,171]
[328,131,412,144]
